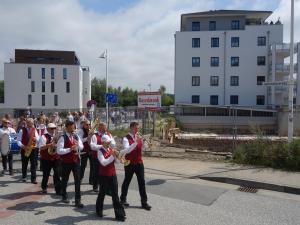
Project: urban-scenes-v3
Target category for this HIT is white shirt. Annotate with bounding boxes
[90,131,116,151]
[17,128,39,148]
[0,127,16,138]
[56,132,83,155]
[120,132,138,157]
[36,124,47,136]
[97,146,115,166]
[38,132,54,149]
[77,128,88,143]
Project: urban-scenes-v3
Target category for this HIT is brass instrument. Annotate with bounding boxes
[113,149,130,166]
[24,129,37,157]
[87,118,100,143]
[137,132,152,149]
[48,131,62,155]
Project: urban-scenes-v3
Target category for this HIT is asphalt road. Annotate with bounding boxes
[0,161,299,225]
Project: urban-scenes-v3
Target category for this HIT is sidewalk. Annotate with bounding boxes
[142,157,300,195]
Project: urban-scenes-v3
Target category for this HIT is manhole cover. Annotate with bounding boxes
[238,186,258,193]
[146,179,166,185]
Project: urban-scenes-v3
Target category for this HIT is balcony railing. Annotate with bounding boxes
[275,63,298,73]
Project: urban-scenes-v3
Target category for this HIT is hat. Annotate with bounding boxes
[47,123,57,128]
[101,134,112,143]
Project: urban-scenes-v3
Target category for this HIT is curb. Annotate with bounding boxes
[199,176,300,195]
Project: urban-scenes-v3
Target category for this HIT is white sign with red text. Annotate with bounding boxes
[138,92,161,110]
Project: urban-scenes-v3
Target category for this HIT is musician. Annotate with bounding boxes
[56,120,84,208]
[77,119,93,184]
[17,118,39,183]
[96,135,126,221]
[90,122,116,192]
[119,122,151,210]
[0,118,16,175]
[38,123,62,194]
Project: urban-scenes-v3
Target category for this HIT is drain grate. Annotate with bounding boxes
[238,186,258,193]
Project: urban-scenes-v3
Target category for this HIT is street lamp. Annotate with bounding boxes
[99,49,109,127]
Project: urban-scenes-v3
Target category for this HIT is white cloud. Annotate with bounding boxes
[0,0,298,94]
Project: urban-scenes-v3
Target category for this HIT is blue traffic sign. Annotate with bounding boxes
[106,93,118,104]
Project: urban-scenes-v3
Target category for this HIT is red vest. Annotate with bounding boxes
[40,133,60,161]
[37,125,46,136]
[82,128,91,153]
[93,131,112,158]
[98,147,116,176]
[125,134,143,165]
[21,127,36,153]
[60,134,80,164]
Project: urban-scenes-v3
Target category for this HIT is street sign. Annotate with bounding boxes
[138,91,161,111]
[106,93,118,104]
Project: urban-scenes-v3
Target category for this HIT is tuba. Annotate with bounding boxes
[24,129,37,157]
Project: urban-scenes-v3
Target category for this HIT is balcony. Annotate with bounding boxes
[275,63,297,74]
[270,43,297,58]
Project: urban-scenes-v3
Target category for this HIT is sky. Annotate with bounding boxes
[0,0,299,94]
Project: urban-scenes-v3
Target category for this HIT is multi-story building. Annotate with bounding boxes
[175,10,300,108]
[4,49,91,110]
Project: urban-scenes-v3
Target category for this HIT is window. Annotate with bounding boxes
[28,67,32,79]
[210,57,219,67]
[210,95,218,105]
[51,81,55,92]
[66,82,70,93]
[256,95,265,105]
[231,57,239,67]
[257,76,265,85]
[192,21,200,31]
[231,20,240,30]
[211,37,219,47]
[230,76,239,86]
[31,81,35,92]
[54,95,58,106]
[231,37,239,47]
[209,21,216,31]
[51,68,55,79]
[28,95,32,106]
[230,95,239,104]
[192,38,200,48]
[42,68,45,79]
[210,76,219,86]
[192,57,200,67]
[42,81,45,92]
[257,36,266,46]
[192,76,200,86]
[63,68,67,79]
[192,95,200,103]
[257,56,266,66]
[42,95,45,106]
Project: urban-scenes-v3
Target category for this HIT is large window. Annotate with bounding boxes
[257,36,266,46]
[31,81,35,92]
[192,38,200,48]
[231,37,239,47]
[210,76,219,86]
[210,95,218,105]
[192,21,200,31]
[66,82,70,93]
[42,81,45,92]
[231,20,240,30]
[257,56,266,66]
[231,57,239,67]
[42,95,45,106]
[209,21,216,31]
[28,67,32,79]
[192,57,200,67]
[211,37,219,47]
[191,95,200,104]
[257,76,265,85]
[210,57,219,67]
[230,95,239,104]
[192,76,200,86]
[28,95,32,106]
[51,81,55,93]
[51,68,55,79]
[256,95,265,105]
[54,95,58,106]
[42,68,45,79]
[63,68,67,79]
[230,76,239,86]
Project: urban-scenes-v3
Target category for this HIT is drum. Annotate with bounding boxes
[1,133,10,156]
[9,133,20,154]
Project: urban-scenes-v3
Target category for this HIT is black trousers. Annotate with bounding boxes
[61,162,81,201]
[21,149,37,181]
[1,152,13,172]
[96,175,125,218]
[80,152,93,184]
[91,154,99,188]
[120,163,147,204]
[41,159,62,194]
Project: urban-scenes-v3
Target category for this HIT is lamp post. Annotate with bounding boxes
[100,49,109,127]
[288,0,294,143]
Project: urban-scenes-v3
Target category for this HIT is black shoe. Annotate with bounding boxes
[62,198,70,204]
[120,200,129,207]
[96,211,103,217]
[142,203,151,211]
[9,171,14,175]
[22,178,27,182]
[92,187,98,192]
[31,180,38,184]
[55,190,62,196]
[42,189,47,194]
[116,216,126,222]
[75,200,84,208]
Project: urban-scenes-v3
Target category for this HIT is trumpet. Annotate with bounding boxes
[113,149,130,166]
[137,132,152,149]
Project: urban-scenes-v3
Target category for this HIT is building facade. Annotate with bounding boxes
[174,10,300,108]
[4,49,91,110]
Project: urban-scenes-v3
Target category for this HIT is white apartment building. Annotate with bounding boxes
[4,49,91,110]
[175,10,300,108]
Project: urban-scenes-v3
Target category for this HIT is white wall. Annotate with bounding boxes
[175,24,283,107]
[82,68,91,108]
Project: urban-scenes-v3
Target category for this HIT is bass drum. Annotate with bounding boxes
[9,133,20,154]
[1,133,10,156]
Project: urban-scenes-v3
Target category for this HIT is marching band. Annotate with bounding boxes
[0,114,152,221]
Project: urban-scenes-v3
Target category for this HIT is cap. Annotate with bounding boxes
[101,134,112,143]
[47,123,57,128]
